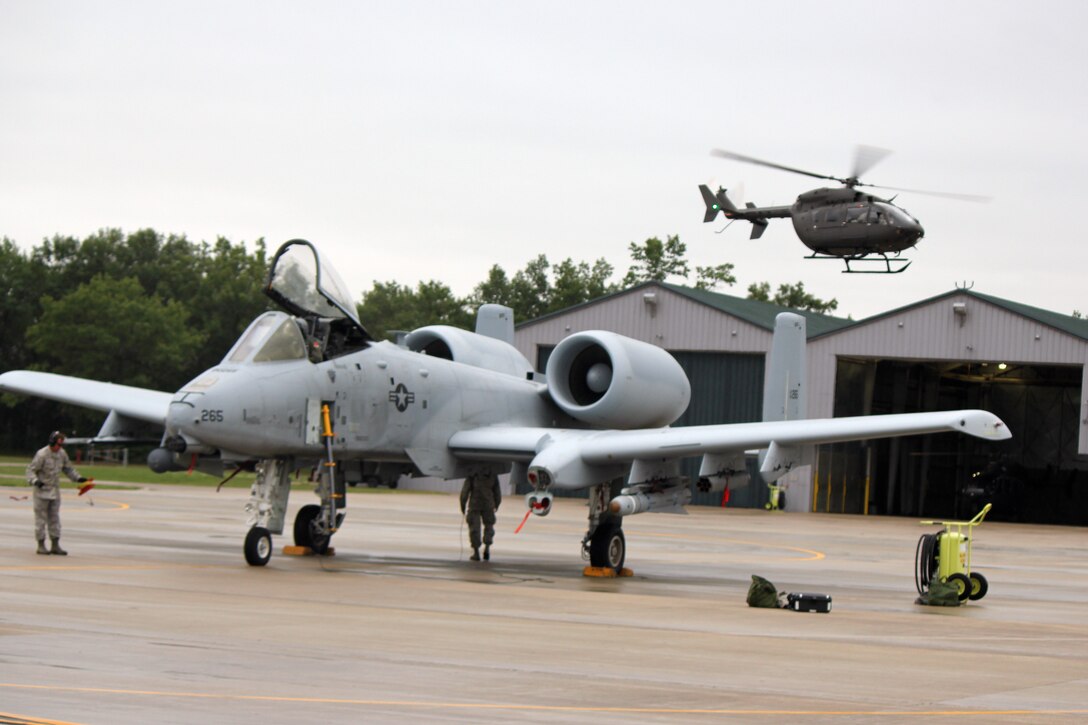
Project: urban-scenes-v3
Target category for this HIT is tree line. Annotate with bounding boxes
[0,229,836,451]
[358,234,839,340]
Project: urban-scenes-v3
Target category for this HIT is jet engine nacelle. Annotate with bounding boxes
[545,331,690,429]
[404,325,534,378]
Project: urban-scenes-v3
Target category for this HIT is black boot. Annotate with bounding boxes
[36,539,49,555]
[470,547,480,561]
[483,545,490,561]
[50,538,67,556]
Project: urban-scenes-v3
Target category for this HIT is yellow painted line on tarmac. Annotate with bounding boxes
[65,497,130,511]
[0,683,1084,717]
[0,563,216,572]
[641,531,826,560]
[0,709,84,725]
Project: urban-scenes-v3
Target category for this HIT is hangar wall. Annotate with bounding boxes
[515,284,1088,523]
[514,283,776,361]
[807,291,1088,455]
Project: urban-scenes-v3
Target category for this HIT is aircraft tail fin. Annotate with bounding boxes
[759,313,808,482]
[763,312,806,423]
[698,184,739,223]
[475,304,515,345]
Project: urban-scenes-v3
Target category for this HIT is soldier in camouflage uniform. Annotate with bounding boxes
[27,431,87,555]
[460,471,501,561]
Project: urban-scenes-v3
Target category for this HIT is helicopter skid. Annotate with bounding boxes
[805,252,912,274]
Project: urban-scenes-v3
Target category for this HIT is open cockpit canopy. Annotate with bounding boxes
[265,239,371,340]
[262,240,372,360]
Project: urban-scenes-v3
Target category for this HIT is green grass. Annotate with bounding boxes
[0,456,427,493]
[0,456,254,488]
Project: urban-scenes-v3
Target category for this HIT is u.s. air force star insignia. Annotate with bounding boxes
[388,382,416,412]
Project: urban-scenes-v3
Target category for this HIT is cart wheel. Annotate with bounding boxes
[968,571,989,601]
[946,573,971,602]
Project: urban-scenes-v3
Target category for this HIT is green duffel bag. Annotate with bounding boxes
[915,578,961,607]
[747,574,781,608]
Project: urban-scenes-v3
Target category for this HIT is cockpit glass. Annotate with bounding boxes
[224,312,307,364]
[876,202,917,225]
[253,317,307,362]
[267,244,347,320]
[264,239,372,343]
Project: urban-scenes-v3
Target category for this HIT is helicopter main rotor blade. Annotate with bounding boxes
[710,149,846,184]
[852,144,892,180]
[855,181,992,202]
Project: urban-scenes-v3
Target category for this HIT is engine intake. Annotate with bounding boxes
[546,331,690,429]
[404,325,533,378]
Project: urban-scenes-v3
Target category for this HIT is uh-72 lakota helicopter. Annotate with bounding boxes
[699,146,988,274]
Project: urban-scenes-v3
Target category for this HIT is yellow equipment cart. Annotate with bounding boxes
[914,503,992,603]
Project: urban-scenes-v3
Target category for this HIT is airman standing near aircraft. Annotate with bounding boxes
[460,471,501,561]
[27,431,86,555]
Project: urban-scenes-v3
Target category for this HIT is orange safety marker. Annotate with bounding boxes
[514,509,532,534]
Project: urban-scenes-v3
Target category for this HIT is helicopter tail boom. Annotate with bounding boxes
[699,185,790,238]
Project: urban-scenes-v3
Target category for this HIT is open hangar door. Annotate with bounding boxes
[819,357,1088,525]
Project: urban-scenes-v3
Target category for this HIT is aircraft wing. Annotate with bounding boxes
[449,409,1010,490]
[0,370,172,425]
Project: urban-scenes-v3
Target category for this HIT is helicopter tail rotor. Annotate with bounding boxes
[698,184,739,222]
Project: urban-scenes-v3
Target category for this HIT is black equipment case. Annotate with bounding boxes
[786,592,832,613]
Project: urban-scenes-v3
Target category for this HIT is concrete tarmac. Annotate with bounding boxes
[1,481,1086,724]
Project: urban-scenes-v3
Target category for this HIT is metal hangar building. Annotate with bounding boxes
[514,284,1088,525]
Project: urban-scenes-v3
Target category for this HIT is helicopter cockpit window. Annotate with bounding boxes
[846,206,870,223]
[878,203,917,226]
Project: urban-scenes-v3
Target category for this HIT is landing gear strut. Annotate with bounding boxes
[582,482,629,576]
[243,458,292,567]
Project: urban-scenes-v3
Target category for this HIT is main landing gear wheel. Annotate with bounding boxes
[589,521,626,573]
[244,526,272,566]
[294,504,332,555]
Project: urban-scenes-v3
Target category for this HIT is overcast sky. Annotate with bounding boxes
[2,0,1086,321]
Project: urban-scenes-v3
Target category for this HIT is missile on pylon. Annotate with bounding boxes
[609,486,692,516]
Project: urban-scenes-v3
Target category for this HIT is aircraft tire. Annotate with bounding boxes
[946,572,972,601]
[244,526,272,567]
[294,504,321,548]
[968,571,989,601]
[589,521,625,572]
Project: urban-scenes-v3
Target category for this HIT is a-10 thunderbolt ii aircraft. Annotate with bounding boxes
[0,240,1012,572]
